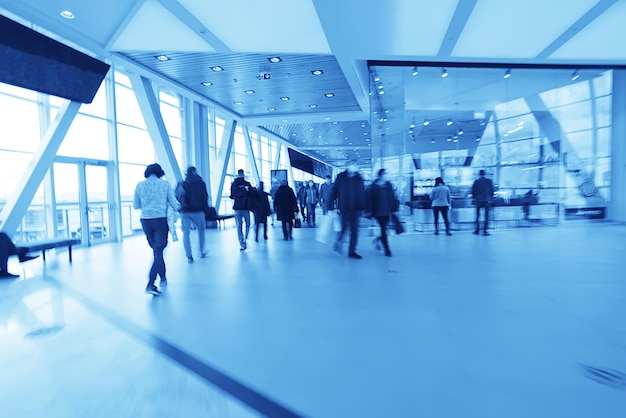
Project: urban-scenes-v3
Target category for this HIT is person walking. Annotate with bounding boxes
[296,182,308,224]
[176,166,209,263]
[331,159,366,259]
[273,179,299,240]
[366,168,399,257]
[319,174,335,215]
[304,180,319,227]
[0,232,39,278]
[230,169,254,250]
[472,169,495,236]
[253,181,271,241]
[134,163,180,296]
[430,177,452,236]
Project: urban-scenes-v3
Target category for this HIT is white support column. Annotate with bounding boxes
[129,73,182,185]
[243,126,260,184]
[274,143,282,169]
[610,70,626,222]
[212,119,237,209]
[191,101,210,181]
[0,100,81,235]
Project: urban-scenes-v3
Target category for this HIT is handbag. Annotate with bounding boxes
[294,214,302,228]
[390,213,404,234]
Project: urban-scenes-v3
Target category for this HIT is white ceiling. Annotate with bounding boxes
[0,0,624,168]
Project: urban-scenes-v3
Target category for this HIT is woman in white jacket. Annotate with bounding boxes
[429,177,452,236]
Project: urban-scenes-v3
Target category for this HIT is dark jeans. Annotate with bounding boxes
[281,219,294,239]
[374,215,390,251]
[254,214,268,239]
[337,210,360,254]
[140,218,169,288]
[475,201,490,232]
[306,204,316,225]
[432,206,450,233]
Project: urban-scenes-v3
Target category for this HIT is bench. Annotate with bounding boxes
[22,238,81,263]
[204,207,235,228]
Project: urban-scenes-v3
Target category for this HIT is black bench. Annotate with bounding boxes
[22,238,81,263]
[204,207,235,228]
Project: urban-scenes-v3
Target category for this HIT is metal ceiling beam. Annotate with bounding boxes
[437,0,478,56]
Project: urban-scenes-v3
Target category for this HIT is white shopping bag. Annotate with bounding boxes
[316,213,334,244]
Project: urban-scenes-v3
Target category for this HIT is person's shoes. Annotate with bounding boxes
[348,252,362,259]
[160,278,167,287]
[187,256,194,264]
[18,254,40,263]
[434,231,439,235]
[283,236,289,240]
[473,230,480,235]
[264,235,268,240]
[482,231,490,236]
[255,236,259,242]
[0,271,20,279]
[384,249,392,257]
[145,286,161,296]
[200,252,208,258]
[333,240,341,253]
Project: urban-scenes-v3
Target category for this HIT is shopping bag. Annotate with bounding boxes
[390,213,404,234]
[316,214,334,244]
[294,214,302,228]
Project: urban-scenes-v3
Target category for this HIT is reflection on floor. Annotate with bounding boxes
[1,220,626,418]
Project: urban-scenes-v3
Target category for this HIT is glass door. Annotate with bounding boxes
[53,159,113,245]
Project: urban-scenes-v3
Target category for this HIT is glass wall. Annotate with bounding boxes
[369,64,613,220]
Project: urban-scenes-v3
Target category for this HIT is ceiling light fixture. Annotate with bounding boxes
[504,69,511,79]
[324,93,335,97]
[447,136,452,142]
[244,90,255,94]
[155,55,170,61]
[458,127,464,135]
[211,66,224,72]
[201,81,213,86]
[311,70,324,75]
[280,97,290,101]
[267,107,276,111]
[233,101,243,105]
[268,57,282,63]
[411,66,419,76]
[571,70,580,81]
[441,68,448,78]
[309,104,318,108]
[60,10,75,19]
[476,136,481,141]
[373,73,380,82]
[423,120,430,126]
[431,138,435,144]
[446,119,453,126]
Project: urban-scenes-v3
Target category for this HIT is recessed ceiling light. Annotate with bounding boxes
[360,123,366,128]
[155,55,170,61]
[309,104,318,108]
[211,66,224,72]
[267,107,276,111]
[324,117,331,120]
[244,90,255,94]
[324,93,334,98]
[446,119,453,126]
[201,81,212,86]
[411,66,419,76]
[280,97,290,101]
[311,70,324,75]
[423,120,430,126]
[441,68,448,78]
[233,101,243,105]
[571,70,580,81]
[332,121,338,125]
[447,136,452,142]
[60,10,75,19]
[268,57,282,63]
[476,136,481,141]
[504,69,511,79]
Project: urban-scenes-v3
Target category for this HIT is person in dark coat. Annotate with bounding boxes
[0,232,39,278]
[366,168,399,257]
[273,180,299,240]
[331,159,366,259]
[472,169,495,236]
[176,166,209,263]
[319,174,335,215]
[253,181,271,241]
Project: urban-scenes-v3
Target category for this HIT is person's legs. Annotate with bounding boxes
[433,207,440,234]
[0,232,16,275]
[180,212,193,258]
[261,219,268,239]
[141,218,168,291]
[190,211,207,256]
[286,219,294,239]
[243,211,251,241]
[234,210,245,249]
[474,205,481,234]
[483,202,490,233]
[441,206,451,234]
[376,215,390,255]
[347,210,360,256]
[281,220,289,239]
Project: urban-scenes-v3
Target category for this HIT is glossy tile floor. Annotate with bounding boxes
[1,218,626,418]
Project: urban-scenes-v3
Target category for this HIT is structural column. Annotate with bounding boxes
[610,70,626,222]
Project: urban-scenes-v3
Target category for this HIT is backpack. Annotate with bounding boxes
[233,181,252,210]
